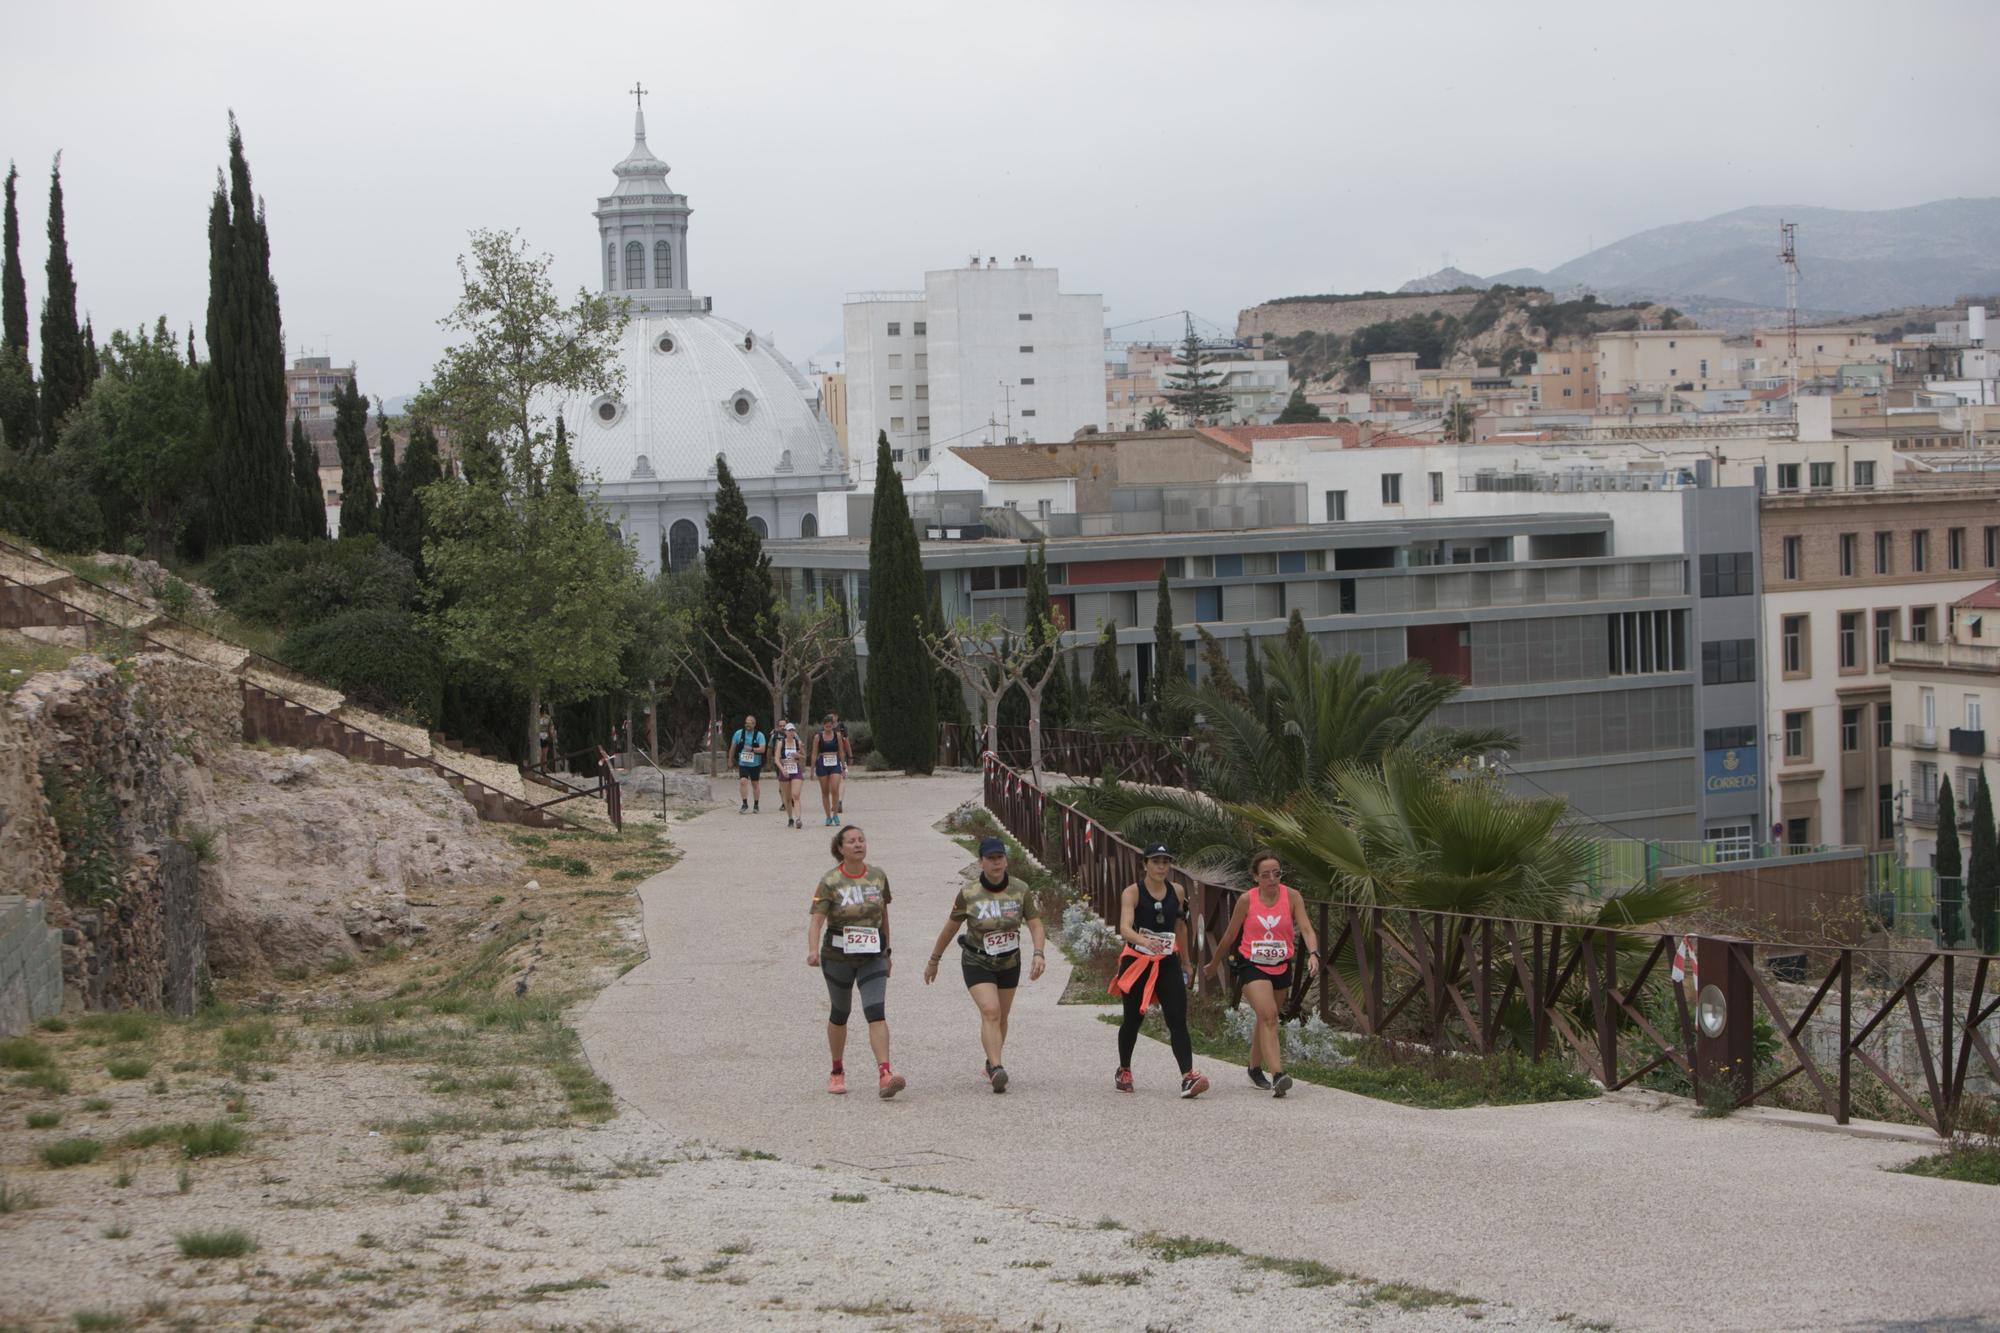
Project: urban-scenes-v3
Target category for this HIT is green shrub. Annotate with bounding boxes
[40,1137,103,1167]
[106,1058,153,1080]
[176,1121,247,1158]
[26,1110,62,1129]
[206,536,416,628]
[0,1037,53,1069]
[174,1228,255,1259]
[281,608,443,723]
[40,765,124,907]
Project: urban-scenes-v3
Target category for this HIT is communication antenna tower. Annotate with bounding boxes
[1778,221,1800,361]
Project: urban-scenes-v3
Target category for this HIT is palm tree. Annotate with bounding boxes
[1058,634,1513,880]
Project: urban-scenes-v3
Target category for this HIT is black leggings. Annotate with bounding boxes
[1118,957,1192,1074]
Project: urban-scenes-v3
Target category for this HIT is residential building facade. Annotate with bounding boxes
[1889,584,2000,870]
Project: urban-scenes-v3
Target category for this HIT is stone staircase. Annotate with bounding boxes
[0,539,572,829]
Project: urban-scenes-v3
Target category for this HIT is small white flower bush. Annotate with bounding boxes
[1059,902,1120,959]
[1222,1005,1354,1066]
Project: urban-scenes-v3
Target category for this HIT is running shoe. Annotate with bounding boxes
[1180,1071,1209,1099]
[988,1064,1008,1094]
[1247,1065,1272,1090]
[878,1068,905,1100]
[827,1071,846,1095]
[1114,1067,1134,1093]
[1271,1071,1294,1098]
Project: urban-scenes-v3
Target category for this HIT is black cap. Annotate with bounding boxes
[1143,843,1172,860]
[978,836,1007,858]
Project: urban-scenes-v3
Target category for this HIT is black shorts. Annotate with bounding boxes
[961,956,1021,991]
[737,765,762,780]
[1231,957,1291,991]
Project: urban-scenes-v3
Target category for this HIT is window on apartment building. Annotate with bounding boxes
[1429,472,1444,503]
[916,416,930,432]
[1841,706,1862,753]
[915,354,927,371]
[1019,345,1034,353]
[1810,462,1835,490]
[890,416,904,432]
[1878,703,1894,750]
[1878,784,1894,841]
[1874,609,1898,668]
[1784,711,1809,760]
[1708,823,1755,862]
[1839,533,1857,577]
[1854,460,1876,489]
[1912,530,1930,572]
[1782,614,1807,674]
[916,385,929,400]
[1325,490,1347,522]
[1698,552,1754,597]
[1020,377,1035,385]
[1213,555,1244,578]
[1782,536,1802,581]
[1969,695,1985,732]
[1017,312,1033,321]
[1704,725,1756,751]
[1606,609,1687,675]
[1193,587,1222,622]
[1912,606,1935,642]
[1949,527,1966,570]
[1875,531,1893,574]
[912,321,926,335]
[1777,463,1801,491]
[1562,388,1573,398]
[1381,474,1402,504]
[1840,611,1861,670]
[1701,638,1757,685]
[887,322,901,336]
[889,385,904,401]
[1021,409,1036,417]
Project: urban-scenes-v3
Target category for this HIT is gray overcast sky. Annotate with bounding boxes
[4,0,1997,397]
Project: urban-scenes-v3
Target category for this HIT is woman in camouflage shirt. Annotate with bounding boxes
[807,824,905,1099]
[921,836,1045,1093]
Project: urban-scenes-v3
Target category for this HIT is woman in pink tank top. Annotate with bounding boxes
[1207,849,1320,1097]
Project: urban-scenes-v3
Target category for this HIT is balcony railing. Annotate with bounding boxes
[1906,723,1939,749]
[1910,795,1939,826]
[1950,727,1987,756]
[1891,638,2000,672]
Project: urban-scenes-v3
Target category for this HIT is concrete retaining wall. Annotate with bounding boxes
[0,895,64,1035]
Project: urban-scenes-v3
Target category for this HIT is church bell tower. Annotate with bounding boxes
[594,83,694,312]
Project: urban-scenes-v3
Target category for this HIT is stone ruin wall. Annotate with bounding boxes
[1236,291,1488,341]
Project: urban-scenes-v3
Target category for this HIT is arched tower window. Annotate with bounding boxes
[666,519,699,573]
[625,241,645,290]
[749,516,768,539]
[800,513,818,539]
[605,245,617,291]
[655,240,673,288]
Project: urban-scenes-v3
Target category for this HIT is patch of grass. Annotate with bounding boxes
[218,1018,279,1056]
[120,1123,176,1149]
[819,1300,916,1317]
[322,954,356,976]
[40,1137,104,1168]
[176,1167,191,1193]
[82,1098,112,1113]
[734,1148,777,1161]
[100,1222,132,1239]
[509,834,548,850]
[113,1165,134,1187]
[521,1278,608,1297]
[0,1177,44,1212]
[26,1110,62,1129]
[1064,1270,1146,1287]
[698,1258,732,1276]
[528,854,591,878]
[0,626,83,677]
[77,1012,159,1044]
[395,1133,431,1156]
[829,1191,867,1203]
[14,1066,70,1094]
[1244,1254,1352,1288]
[378,1170,439,1195]
[610,870,645,882]
[37,1016,70,1032]
[1007,1259,1052,1269]
[717,1242,752,1256]
[181,824,219,864]
[175,1228,256,1259]
[1135,1232,1242,1263]
[0,1036,53,1068]
[105,1057,153,1080]
[1897,1144,2000,1185]
[70,1311,130,1331]
[1093,1217,1125,1231]
[176,1121,247,1158]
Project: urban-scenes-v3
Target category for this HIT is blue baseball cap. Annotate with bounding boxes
[978,836,1007,858]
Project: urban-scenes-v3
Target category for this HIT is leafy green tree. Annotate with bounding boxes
[1967,772,1997,952]
[0,434,101,551]
[1141,407,1169,431]
[700,454,775,725]
[288,412,323,541]
[863,431,935,771]
[37,157,89,447]
[1087,622,1127,722]
[1274,388,1326,424]
[85,319,207,559]
[1936,777,1962,947]
[1149,569,1186,730]
[1164,319,1230,425]
[333,376,375,538]
[204,116,290,546]
[413,223,633,758]
[282,608,443,723]
[1444,400,1474,443]
[0,162,36,451]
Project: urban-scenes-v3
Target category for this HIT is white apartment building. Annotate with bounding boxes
[844,256,1105,481]
[1890,586,2000,870]
[1595,330,1733,405]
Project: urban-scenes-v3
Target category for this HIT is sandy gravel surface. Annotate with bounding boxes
[582,773,2000,1333]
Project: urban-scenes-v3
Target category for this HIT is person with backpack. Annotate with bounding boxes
[1206,848,1320,1097]
[730,714,766,813]
[1110,843,1208,1099]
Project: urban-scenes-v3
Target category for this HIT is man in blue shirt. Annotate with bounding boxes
[731,714,766,813]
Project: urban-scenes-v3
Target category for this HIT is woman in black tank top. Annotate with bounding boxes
[1110,843,1206,1098]
[813,717,846,826]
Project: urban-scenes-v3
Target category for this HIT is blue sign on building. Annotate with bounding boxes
[1703,746,1759,795]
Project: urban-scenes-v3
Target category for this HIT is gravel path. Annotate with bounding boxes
[581,773,2000,1333]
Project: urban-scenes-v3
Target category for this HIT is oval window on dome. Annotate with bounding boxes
[743,333,755,351]
[655,334,677,355]
[591,395,623,426]
[733,396,751,417]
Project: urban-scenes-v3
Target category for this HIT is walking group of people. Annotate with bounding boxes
[805,830,1320,1101]
[729,712,852,827]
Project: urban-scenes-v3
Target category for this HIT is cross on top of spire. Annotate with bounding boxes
[631,82,648,111]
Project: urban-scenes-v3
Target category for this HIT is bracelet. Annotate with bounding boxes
[929,954,943,964]
[1033,951,1045,957]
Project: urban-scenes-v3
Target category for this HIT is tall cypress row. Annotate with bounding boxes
[37,156,89,445]
[1150,568,1184,730]
[0,161,36,451]
[376,406,402,554]
[204,115,288,545]
[333,376,375,538]
[288,411,323,540]
[863,431,935,771]
[397,419,443,573]
[1935,777,1962,947]
[701,454,776,725]
[1969,771,1998,953]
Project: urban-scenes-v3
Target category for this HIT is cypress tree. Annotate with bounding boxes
[1068,643,1086,718]
[1242,626,1267,718]
[204,115,288,546]
[1935,777,1963,947]
[927,585,971,741]
[1285,607,1307,657]
[1087,623,1127,721]
[1197,625,1245,703]
[37,156,89,445]
[551,416,578,496]
[333,376,375,537]
[376,406,402,554]
[0,161,35,451]
[862,431,935,771]
[1969,771,1998,953]
[288,411,323,540]
[397,419,443,572]
[80,317,99,386]
[186,324,198,366]
[1150,569,1186,731]
[701,453,776,726]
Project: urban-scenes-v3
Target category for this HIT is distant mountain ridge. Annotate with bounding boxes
[1394,198,2000,320]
